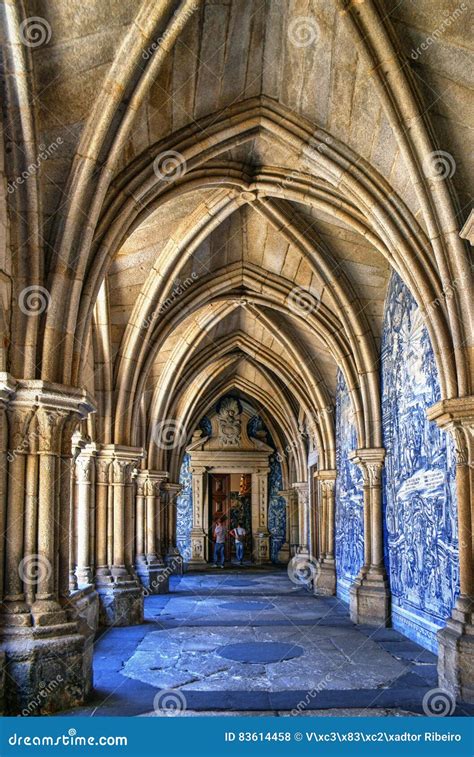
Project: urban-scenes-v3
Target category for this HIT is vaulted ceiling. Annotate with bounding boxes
[2,0,472,478]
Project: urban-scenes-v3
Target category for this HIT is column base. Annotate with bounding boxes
[253,532,272,565]
[349,567,390,626]
[189,529,208,567]
[64,585,99,699]
[0,622,88,715]
[95,574,144,627]
[136,558,170,594]
[437,596,474,703]
[313,558,336,596]
[277,542,291,564]
[165,548,184,575]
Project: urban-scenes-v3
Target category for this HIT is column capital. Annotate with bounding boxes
[292,481,308,500]
[0,372,17,405]
[75,453,95,483]
[163,482,182,500]
[427,397,474,466]
[314,468,337,481]
[349,448,385,466]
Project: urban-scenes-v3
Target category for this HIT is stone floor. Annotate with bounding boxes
[62,569,473,717]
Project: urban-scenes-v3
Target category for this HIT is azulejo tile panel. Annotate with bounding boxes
[381,272,459,651]
[335,369,364,596]
[176,452,192,558]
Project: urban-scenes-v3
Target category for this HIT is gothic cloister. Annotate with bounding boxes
[0,0,472,717]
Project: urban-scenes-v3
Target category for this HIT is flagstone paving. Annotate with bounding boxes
[62,570,473,717]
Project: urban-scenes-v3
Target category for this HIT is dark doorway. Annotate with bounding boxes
[208,473,252,563]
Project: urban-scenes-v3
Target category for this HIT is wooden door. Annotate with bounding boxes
[209,473,231,560]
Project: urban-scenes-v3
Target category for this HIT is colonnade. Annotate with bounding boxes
[0,378,473,711]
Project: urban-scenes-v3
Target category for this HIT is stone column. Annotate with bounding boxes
[348,448,390,626]
[428,397,474,702]
[74,447,96,586]
[164,482,183,573]
[189,465,208,567]
[292,482,310,555]
[93,445,144,627]
[94,456,111,581]
[276,489,292,563]
[252,468,271,564]
[0,380,96,714]
[313,470,337,596]
[136,471,170,592]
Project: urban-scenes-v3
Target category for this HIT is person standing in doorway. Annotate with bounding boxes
[212,516,227,568]
[230,521,246,566]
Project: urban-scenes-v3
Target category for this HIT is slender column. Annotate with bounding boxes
[252,468,271,564]
[348,448,389,626]
[69,430,85,591]
[124,465,136,573]
[0,378,16,604]
[135,475,146,563]
[313,470,337,596]
[135,470,169,592]
[292,482,310,555]
[58,419,79,599]
[189,466,208,566]
[428,397,474,702]
[74,449,95,586]
[276,489,292,563]
[93,445,144,626]
[3,407,33,610]
[94,457,110,579]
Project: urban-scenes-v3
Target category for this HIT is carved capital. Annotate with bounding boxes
[75,454,94,483]
[35,407,70,454]
[95,458,110,484]
[7,407,34,453]
[349,448,385,484]
[427,397,474,468]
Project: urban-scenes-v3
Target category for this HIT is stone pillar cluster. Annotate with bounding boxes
[348,448,390,626]
[428,398,474,702]
[135,470,170,592]
[312,470,336,596]
[0,377,97,714]
[0,375,179,714]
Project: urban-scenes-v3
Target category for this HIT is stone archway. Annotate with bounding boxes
[186,399,274,567]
